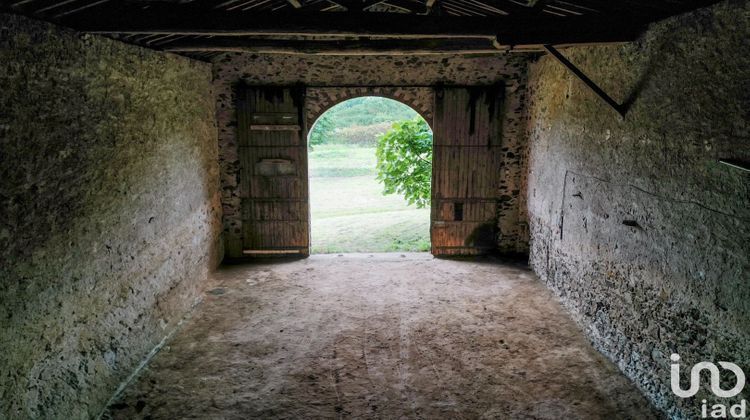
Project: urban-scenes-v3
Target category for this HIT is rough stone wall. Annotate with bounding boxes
[213,53,531,257]
[525,2,750,418]
[0,14,222,418]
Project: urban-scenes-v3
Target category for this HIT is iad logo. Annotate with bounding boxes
[671,353,747,418]
[671,354,746,398]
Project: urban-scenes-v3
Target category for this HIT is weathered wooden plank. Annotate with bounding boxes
[431,222,498,248]
[436,200,496,221]
[243,221,309,248]
[243,131,303,147]
[249,124,302,131]
[243,249,304,255]
[430,246,487,256]
[432,147,503,198]
[242,199,307,222]
[250,112,299,124]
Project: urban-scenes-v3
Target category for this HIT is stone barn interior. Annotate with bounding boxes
[1,0,748,418]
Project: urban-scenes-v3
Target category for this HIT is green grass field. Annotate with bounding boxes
[309,144,430,253]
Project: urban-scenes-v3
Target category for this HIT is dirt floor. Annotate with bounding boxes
[103,254,659,419]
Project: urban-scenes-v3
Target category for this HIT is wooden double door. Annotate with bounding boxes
[236,85,505,257]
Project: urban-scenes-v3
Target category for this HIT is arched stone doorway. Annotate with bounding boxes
[306,95,433,254]
[305,86,434,130]
[227,84,511,258]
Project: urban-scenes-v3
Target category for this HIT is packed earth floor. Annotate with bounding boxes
[104,254,658,419]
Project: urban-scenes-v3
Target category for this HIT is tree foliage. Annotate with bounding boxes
[375,117,432,208]
[309,112,335,146]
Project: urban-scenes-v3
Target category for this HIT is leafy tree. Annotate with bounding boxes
[309,112,335,146]
[375,117,432,208]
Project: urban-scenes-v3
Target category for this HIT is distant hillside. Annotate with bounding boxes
[310,97,424,146]
[324,97,419,126]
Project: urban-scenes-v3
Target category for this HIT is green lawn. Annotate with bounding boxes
[309,144,430,253]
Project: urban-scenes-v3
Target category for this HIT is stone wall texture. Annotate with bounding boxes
[525,2,750,418]
[0,14,222,418]
[212,53,531,257]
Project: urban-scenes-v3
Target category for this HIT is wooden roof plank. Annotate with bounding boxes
[53,0,111,18]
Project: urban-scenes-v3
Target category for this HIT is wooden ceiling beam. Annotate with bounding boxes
[325,0,385,12]
[55,8,650,46]
[295,0,343,11]
[480,0,533,15]
[162,37,507,54]
[371,0,428,14]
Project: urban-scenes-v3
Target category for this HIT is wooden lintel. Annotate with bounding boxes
[163,37,508,55]
[162,38,635,55]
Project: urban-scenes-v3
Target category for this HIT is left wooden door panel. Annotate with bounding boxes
[238,86,309,256]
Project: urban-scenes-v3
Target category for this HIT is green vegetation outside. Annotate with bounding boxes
[309,96,419,146]
[308,97,432,254]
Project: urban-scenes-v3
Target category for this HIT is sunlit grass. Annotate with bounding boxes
[309,145,378,178]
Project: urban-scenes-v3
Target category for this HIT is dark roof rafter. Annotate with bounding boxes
[49,7,652,47]
[5,0,721,21]
[163,37,507,54]
[2,0,724,60]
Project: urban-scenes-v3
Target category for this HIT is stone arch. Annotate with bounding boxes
[305,86,434,131]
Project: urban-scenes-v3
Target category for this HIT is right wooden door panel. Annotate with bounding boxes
[431,86,505,256]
